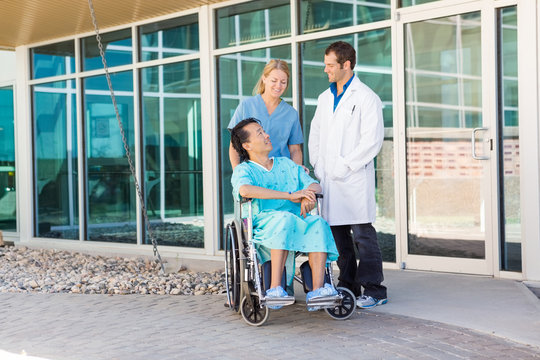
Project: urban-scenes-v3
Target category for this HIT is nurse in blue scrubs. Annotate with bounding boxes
[228,59,304,169]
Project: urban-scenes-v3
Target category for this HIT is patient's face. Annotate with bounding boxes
[243,122,273,154]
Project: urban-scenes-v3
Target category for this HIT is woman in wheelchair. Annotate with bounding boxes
[230,117,339,310]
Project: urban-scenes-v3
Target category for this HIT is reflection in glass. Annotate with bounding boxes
[300,0,390,35]
[31,40,75,79]
[400,0,437,6]
[0,86,17,232]
[217,46,292,248]
[141,60,204,248]
[216,0,290,48]
[82,29,132,71]
[498,7,520,271]
[139,15,199,61]
[84,71,136,243]
[405,13,485,259]
[33,80,79,239]
[301,30,395,262]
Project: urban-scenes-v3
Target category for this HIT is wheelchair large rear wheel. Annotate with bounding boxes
[240,293,269,326]
[325,287,356,320]
[224,223,241,312]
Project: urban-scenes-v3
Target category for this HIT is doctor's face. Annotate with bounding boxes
[242,122,273,154]
[324,51,349,84]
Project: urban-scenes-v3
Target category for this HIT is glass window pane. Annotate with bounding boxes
[139,14,199,61]
[216,0,290,48]
[31,40,75,79]
[405,15,482,128]
[301,31,395,262]
[400,0,438,6]
[84,71,136,243]
[498,6,520,271]
[301,0,390,35]
[141,60,204,248]
[33,80,79,239]
[217,45,292,248]
[0,86,16,232]
[82,29,132,71]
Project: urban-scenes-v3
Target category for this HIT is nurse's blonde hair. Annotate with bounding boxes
[252,59,290,95]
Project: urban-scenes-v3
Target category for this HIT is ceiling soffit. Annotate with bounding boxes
[0,0,229,49]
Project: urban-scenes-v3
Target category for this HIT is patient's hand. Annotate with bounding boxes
[300,197,316,218]
[289,189,316,204]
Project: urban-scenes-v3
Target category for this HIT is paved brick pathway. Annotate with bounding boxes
[1,293,539,359]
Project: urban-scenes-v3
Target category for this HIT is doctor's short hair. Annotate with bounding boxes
[325,41,356,70]
[230,118,261,163]
[253,59,290,95]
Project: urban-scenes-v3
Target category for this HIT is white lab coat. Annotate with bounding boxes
[308,76,384,226]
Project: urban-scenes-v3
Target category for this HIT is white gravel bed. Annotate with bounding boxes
[0,246,225,296]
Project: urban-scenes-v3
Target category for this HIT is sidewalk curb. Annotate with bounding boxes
[516,280,540,312]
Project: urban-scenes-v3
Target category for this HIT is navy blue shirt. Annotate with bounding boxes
[330,74,355,112]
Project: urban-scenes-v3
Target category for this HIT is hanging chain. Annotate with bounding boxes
[87,0,165,274]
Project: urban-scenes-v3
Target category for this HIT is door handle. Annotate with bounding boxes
[471,127,489,160]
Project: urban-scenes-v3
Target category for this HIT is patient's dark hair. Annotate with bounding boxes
[230,118,260,163]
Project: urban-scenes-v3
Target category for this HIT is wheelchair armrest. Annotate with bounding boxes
[240,197,252,204]
[241,194,320,203]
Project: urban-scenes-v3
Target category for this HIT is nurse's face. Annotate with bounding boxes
[262,69,288,99]
[243,122,273,154]
[324,51,349,84]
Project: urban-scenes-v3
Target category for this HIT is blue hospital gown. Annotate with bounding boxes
[231,157,338,283]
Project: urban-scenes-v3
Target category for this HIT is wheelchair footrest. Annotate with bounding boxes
[306,294,343,308]
[263,296,296,307]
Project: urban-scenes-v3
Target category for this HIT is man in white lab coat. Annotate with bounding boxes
[308,41,387,308]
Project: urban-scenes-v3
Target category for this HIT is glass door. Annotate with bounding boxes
[399,5,497,274]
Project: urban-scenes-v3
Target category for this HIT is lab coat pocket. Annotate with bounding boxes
[337,167,366,187]
[330,157,350,180]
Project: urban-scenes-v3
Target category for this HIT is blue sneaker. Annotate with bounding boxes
[265,286,288,310]
[322,283,338,296]
[306,283,338,311]
[357,295,388,309]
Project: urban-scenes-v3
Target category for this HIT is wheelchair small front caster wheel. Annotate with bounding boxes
[240,293,269,326]
[325,287,356,320]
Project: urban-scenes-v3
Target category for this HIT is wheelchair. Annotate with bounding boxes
[224,194,357,326]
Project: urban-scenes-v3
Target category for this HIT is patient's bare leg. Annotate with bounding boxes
[270,249,289,288]
[308,252,327,290]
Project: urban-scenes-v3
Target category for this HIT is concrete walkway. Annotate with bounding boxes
[371,270,540,348]
[1,269,539,360]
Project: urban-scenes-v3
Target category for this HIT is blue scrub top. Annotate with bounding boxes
[227,94,304,159]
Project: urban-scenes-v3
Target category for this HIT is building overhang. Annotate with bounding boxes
[0,0,229,50]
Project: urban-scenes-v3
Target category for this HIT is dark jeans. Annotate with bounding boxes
[331,223,387,300]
